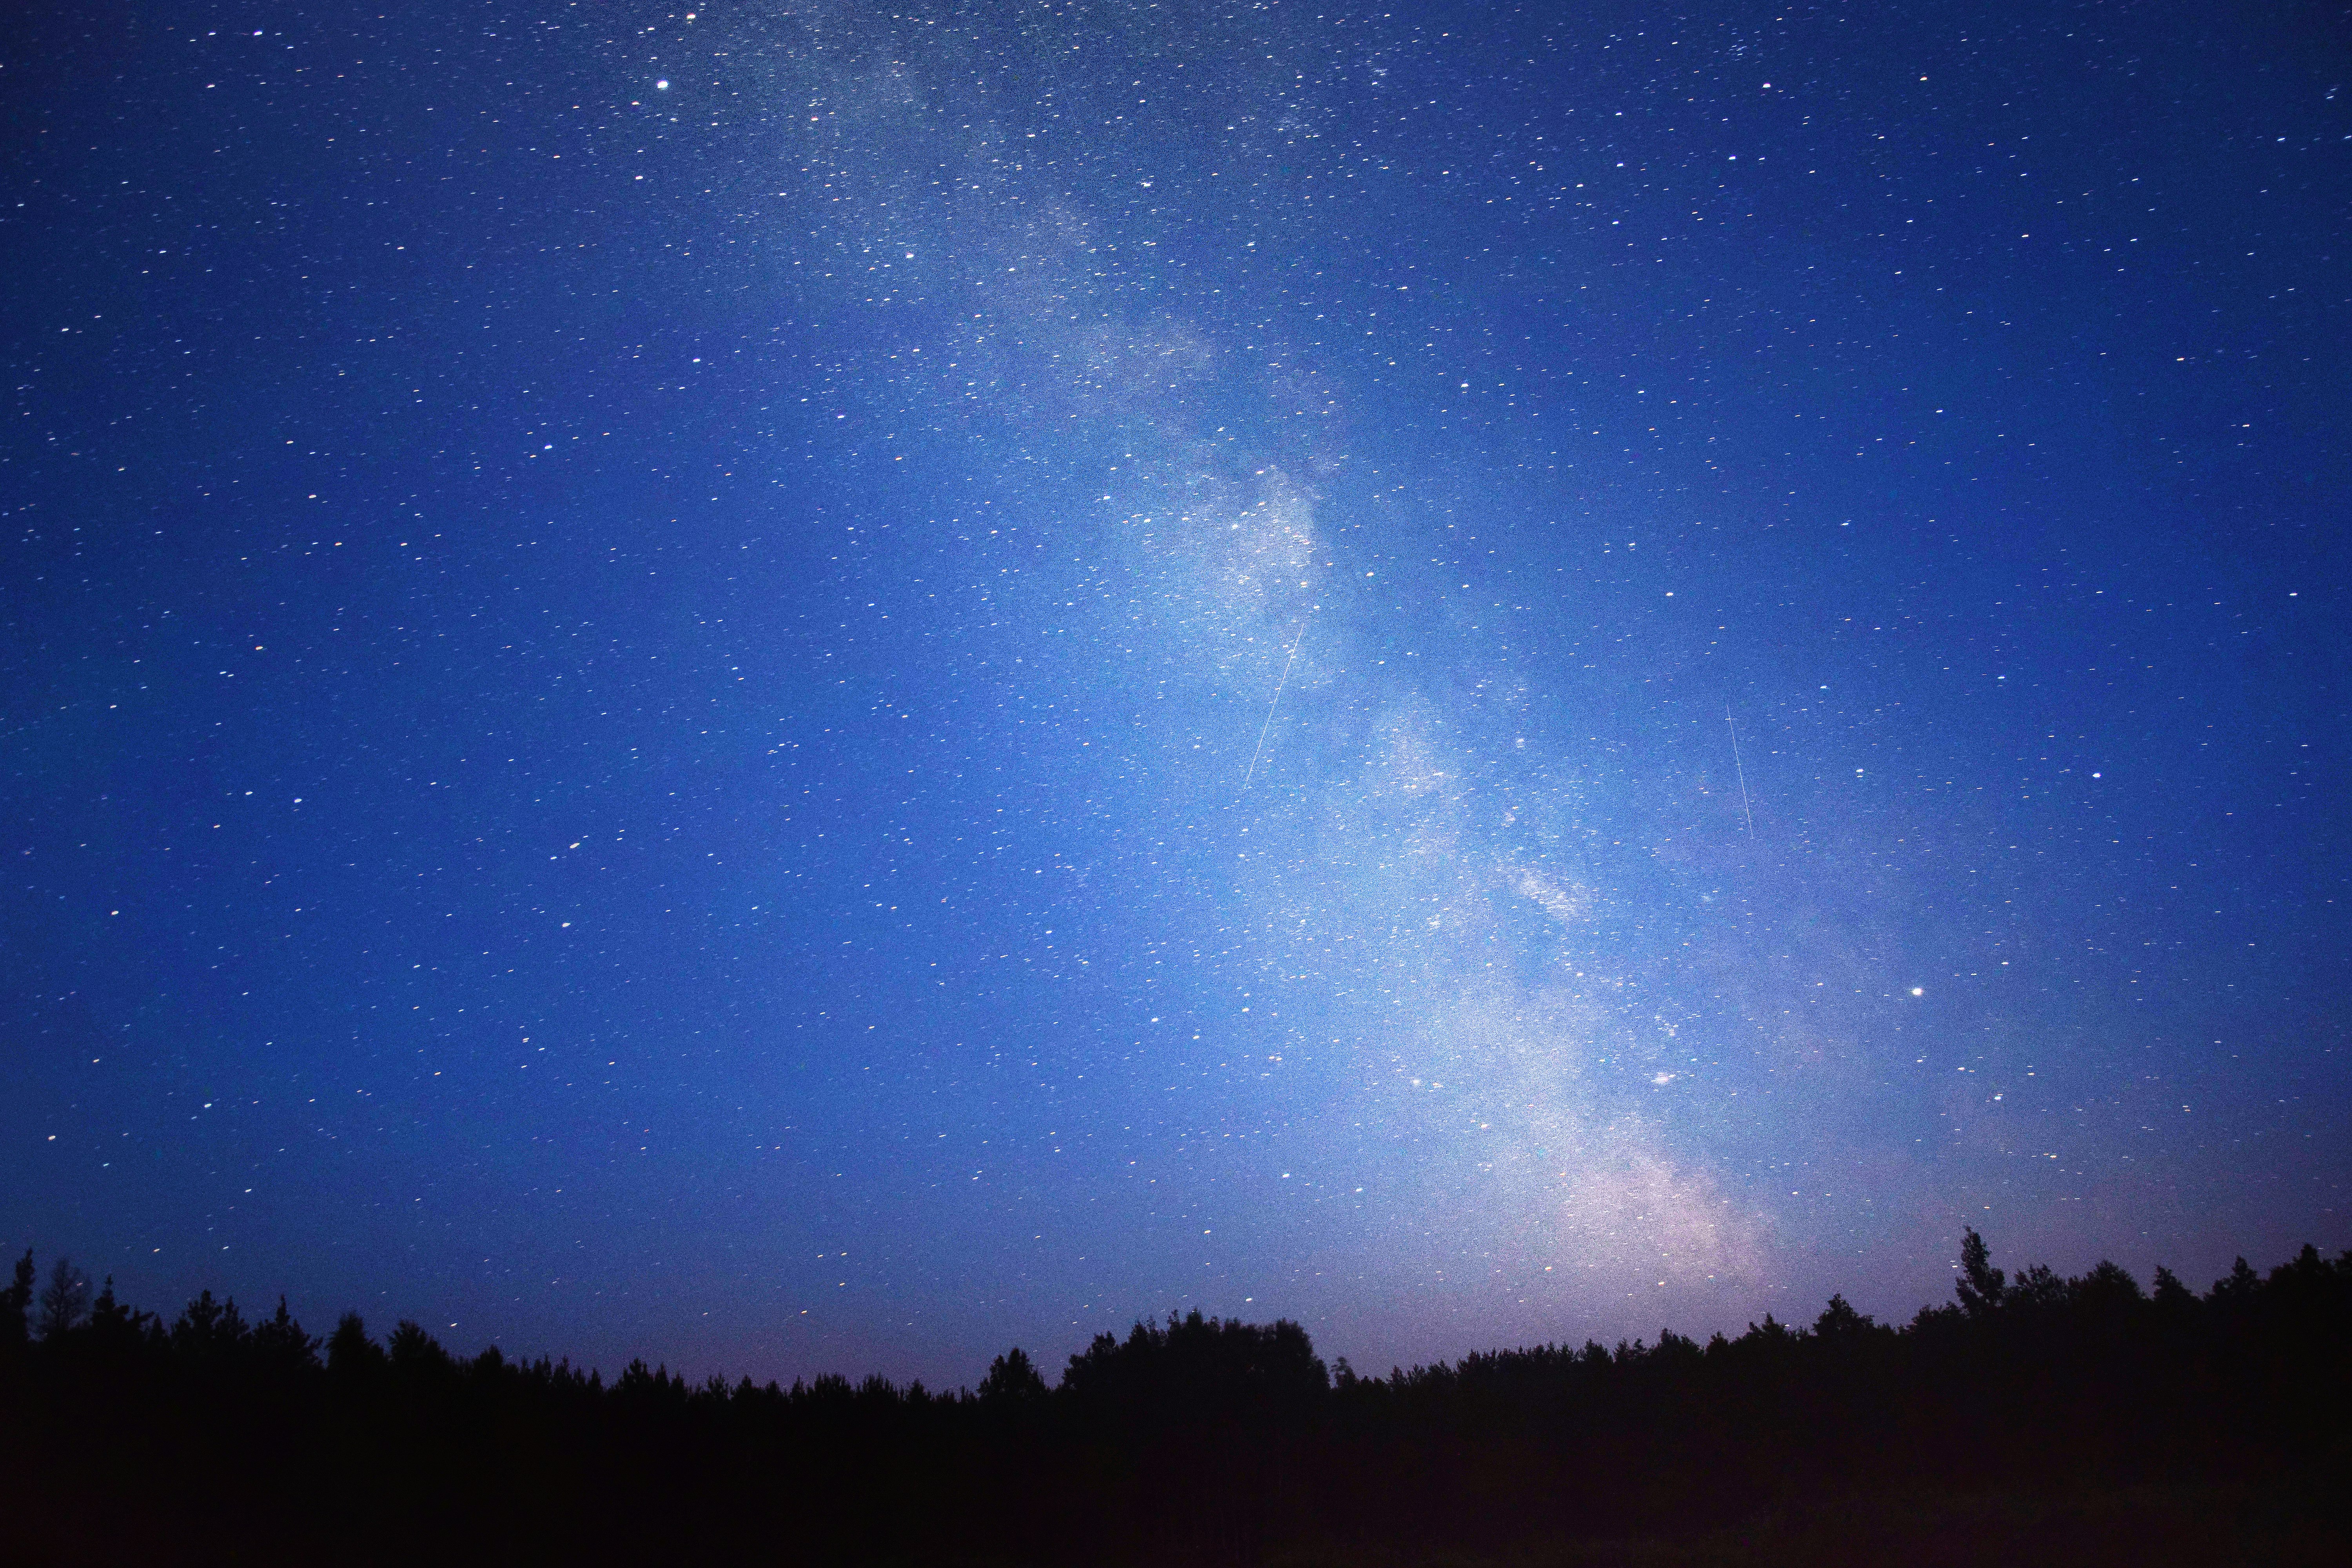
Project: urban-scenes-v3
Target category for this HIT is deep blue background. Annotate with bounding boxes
[5,0,2347,1386]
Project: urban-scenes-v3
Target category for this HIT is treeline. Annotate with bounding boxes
[1,1232,2347,1564]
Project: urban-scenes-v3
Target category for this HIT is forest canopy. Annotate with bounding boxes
[2,1232,2347,1565]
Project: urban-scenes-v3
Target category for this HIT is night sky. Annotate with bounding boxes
[6,0,2347,1389]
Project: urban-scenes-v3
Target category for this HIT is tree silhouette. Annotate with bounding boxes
[2151,1263,2198,1316]
[978,1345,1047,1403]
[251,1296,319,1373]
[1813,1292,1875,1340]
[84,1275,147,1348]
[35,1255,89,1340]
[1956,1225,2006,1317]
[169,1289,254,1376]
[0,1248,31,1350]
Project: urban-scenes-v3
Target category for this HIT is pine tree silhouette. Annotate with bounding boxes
[35,1256,89,1340]
[0,1249,32,1351]
[1956,1226,2006,1317]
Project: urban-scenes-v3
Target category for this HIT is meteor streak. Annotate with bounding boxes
[1239,613,1312,798]
[1727,704,1755,837]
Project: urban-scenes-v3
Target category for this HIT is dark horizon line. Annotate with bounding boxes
[10,1226,2335,1396]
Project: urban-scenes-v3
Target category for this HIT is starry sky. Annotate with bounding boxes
[5,0,2347,1387]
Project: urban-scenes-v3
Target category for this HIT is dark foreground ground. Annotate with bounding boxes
[1264,1479,2350,1568]
[13,1470,2348,1567]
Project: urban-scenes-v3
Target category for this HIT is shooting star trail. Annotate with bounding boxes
[1239,613,1312,799]
[1727,704,1755,838]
